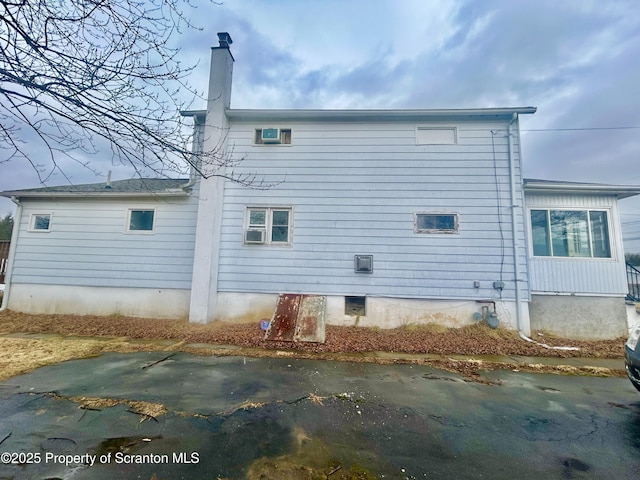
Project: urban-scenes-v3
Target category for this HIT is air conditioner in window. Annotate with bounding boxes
[261,128,281,144]
[245,228,266,244]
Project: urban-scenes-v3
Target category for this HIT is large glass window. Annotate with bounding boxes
[529,209,611,258]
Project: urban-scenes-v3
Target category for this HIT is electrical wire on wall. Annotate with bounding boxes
[491,130,506,299]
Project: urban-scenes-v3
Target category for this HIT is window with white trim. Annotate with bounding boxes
[29,213,52,232]
[530,209,611,258]
[244,207,292,245]
[127,209,155,233]
[414,213,458,234]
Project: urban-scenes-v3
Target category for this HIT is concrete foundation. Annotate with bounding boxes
[627,302,640,333]
[6,284,191,319]
[215,292,522,331]
[4,284,528,334]
[529,294,628,340]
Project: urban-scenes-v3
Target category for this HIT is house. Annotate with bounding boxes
[2,33,639,340]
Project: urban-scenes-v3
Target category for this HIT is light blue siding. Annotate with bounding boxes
[11,195,198,289]
[525,193,628,295]
[217,119,529,300]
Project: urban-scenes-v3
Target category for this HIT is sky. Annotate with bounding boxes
[1,0,640,250]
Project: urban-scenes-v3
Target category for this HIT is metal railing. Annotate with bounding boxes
[628,262,640,302]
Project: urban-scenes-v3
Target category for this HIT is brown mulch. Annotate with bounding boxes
[0,310,625,359]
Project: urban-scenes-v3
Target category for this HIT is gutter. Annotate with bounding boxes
[225,107,538,122]
[523,181,640,200]
[1,196,22,311]
[181,107,539,121]
[0,191,189,200]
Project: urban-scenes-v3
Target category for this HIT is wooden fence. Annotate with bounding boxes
[0,241,9,284]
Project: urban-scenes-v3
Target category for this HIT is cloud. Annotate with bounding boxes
[2,0,639,248]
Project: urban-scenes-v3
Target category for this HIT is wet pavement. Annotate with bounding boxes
[1,351,640,479]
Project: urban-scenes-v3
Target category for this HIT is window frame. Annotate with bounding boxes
[414,212,459,234]
[28,213,52,232]
[244,206,292,246]
[254,128,292,145]
[415,126,458,145]
[125,208,156,234]
[528,207,614,260]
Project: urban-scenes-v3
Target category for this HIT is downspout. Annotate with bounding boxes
[0,196,22,311]
[507,113,524,336]
[181,114,205,191]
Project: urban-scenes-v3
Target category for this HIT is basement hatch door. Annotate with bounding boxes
[264,294,326,343]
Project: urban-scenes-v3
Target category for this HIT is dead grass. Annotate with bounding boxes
[0,336,165,382]
[0,310,625,358]
[0,310,627,383]
[45,392,168,419]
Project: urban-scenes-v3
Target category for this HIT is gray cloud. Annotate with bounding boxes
[2,0,639,248]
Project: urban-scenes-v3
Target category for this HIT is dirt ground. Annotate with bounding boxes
[0,310,628,383]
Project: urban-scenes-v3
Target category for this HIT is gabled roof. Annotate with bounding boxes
[181,106,537,122]
[523,179,640,199]
[0,178,191,199]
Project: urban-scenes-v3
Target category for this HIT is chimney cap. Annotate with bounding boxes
[217,32,233,48]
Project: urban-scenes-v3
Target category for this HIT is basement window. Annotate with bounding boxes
[254,128,292,145]
[345,296,366,316]
[415,213,458,234]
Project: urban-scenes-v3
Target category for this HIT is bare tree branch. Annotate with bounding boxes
[0,0,270,188]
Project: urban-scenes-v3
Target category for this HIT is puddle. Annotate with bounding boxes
[41,437,77,453]
[246,427,378,480]
[93,435,162,457]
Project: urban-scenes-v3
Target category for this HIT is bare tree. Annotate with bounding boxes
[0,0,265,187]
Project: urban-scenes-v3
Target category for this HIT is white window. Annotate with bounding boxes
[416,127,457,145]
[244,207,291,245]
[127,209,155,233]
[529,209,611,258]
[414,213,458,234]
[254,128,292,145]
[29,213,52,232]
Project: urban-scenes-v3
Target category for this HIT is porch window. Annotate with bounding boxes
[530,209,611,258]
[244,207,291,245]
